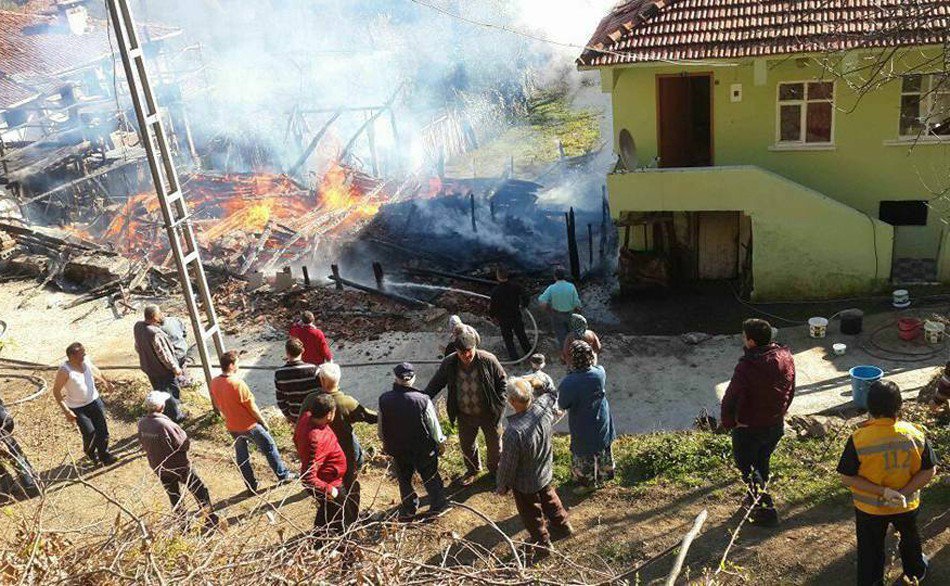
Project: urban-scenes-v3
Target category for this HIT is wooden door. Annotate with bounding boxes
[657,74,713,168]
[697,212,739,280]
[657,77,691,168]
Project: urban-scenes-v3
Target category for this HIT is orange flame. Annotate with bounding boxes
[317,161,380,216]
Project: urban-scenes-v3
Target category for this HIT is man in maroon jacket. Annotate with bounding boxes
[294,393,347,531]
[720,318,795,519]
[289,311,333,367]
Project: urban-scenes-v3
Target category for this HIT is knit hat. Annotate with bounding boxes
[529,353,546,370]
[394,362,415,381]
[570,340,595,371]
[569,313,588,337]
[456,325,479,350]
[143,391,171,412]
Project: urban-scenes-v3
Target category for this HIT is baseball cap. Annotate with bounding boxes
[393,362,415,381]
[143,390,171,412]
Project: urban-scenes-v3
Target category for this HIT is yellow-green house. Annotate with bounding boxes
[579,0,950,300]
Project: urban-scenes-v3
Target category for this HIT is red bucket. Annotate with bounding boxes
[898,318,922,341]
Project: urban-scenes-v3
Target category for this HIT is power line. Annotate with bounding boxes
[404,0,737,68]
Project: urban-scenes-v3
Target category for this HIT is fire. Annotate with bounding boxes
[317,161,380,216]
[244,203,273,232]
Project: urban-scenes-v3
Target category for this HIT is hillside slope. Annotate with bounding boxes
[1,372,947,584]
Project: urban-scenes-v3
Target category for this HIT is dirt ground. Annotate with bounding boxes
[1,279,949,583]
[1,370,947,584]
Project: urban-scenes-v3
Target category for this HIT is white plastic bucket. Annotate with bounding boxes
[833,343,847,355]
[893,289,910,308]
[924,320,945,344]
[809,317,829,338]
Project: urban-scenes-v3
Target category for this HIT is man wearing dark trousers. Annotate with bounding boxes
[720,318,795,523]
[134,305,185,422]
[52,342,116,466]
[424,326,507,486]
[137,391,217,527]
[838,380,937,586]
[379,363,447,521]
[489,266,531,362]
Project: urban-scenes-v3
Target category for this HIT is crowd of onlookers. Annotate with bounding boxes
[0,267,942,582]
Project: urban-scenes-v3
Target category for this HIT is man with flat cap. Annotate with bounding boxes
[379,363,448,521]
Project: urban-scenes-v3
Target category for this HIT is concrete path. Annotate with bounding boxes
[0,282,940,433]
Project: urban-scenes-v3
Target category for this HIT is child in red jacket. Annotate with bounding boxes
[294,393,347,530]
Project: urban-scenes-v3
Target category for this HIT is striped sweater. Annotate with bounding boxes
[274,360,321,423]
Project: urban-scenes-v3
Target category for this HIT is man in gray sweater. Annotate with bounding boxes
[424,325,507,486]
[137,391,217,526]
[134,304,185,422]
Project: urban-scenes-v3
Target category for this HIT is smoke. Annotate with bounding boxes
[130,0,616,175]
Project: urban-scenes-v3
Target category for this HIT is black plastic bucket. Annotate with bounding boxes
[840,309,864,335]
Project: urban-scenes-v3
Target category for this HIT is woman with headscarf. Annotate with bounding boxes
[557,340,615,493]
[560,314,602,365]
[441,315,480,358]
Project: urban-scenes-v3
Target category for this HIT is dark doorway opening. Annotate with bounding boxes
[657,74,713,168]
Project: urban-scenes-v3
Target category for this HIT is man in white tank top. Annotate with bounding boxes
[51,342,116,466]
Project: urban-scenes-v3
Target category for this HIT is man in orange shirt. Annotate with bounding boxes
[210,351,296,492]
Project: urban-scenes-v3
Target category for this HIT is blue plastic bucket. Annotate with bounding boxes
[849,365,884,409]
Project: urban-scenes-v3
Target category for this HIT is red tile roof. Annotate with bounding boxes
[0,10,181,110]
[578,0,950,67]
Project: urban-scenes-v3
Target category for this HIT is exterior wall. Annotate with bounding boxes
[603,48,950,262]
[608,166,893,300]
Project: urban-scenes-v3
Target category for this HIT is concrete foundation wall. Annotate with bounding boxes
[608,166,893,300]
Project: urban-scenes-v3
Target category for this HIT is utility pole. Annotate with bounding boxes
[105,0,225,391]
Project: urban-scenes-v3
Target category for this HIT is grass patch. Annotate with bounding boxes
[526,93,601,159]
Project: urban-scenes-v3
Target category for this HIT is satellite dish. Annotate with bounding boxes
[618,128,638,171]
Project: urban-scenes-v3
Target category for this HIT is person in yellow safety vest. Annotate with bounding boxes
[837,379,939,586]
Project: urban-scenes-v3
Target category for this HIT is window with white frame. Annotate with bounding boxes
[776,81,834,144]
[899,73,950,138]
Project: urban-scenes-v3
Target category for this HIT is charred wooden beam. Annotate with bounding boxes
[403,266,497,286]
[328,272,429,308]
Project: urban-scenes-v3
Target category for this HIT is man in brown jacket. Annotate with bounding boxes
[137,391,217,526]
[424,325,507,486]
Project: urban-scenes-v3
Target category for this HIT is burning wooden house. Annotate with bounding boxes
[0,1,200,220]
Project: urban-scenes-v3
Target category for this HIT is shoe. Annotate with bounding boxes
[277,473,298,486]
[458,473,479,487]
[525,542,552,565]
[902,554,929,584]
[427,501,450,517]
[99,453,117,466]
[549,522,574,541]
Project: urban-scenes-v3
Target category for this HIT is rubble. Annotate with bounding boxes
[786,414,846,439]
[63,254,131,288]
